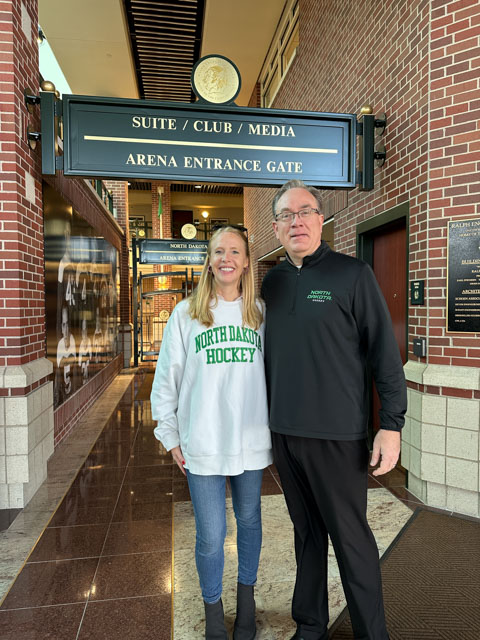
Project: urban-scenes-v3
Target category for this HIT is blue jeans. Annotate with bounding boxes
[186,469,264,603]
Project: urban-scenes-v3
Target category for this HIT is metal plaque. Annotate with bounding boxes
[192,54,241,104]
[447,218,480,333]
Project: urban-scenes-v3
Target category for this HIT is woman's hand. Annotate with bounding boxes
[170,445,186,476]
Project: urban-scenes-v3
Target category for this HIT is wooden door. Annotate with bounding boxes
[370,219,407,433]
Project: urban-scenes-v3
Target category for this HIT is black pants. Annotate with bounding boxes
[272,432,389,640]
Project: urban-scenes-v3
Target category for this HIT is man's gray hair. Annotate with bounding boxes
[272,180,323,217]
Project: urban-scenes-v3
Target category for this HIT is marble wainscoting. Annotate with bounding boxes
[173,488,413,639]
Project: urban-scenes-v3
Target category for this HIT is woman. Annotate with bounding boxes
[151,226,272,640]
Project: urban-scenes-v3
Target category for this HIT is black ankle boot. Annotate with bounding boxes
[233,582,256,640]
[204,599,228,640]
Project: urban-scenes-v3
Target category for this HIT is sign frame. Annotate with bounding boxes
[62,94,357,188]
[138,238,209,266]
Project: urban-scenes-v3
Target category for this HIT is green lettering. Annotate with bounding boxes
[215,348,224,363]
[242,327,249,343]
[219,326,227,342]
[206,329,214,347]
[212,327,220,344]
[195,334,202,353]
[229,326,236,340]
[231,347,240,362]
[206,349,215,364]
[240,348,248,362]
[236,327,243,341]
[257,334,262,353]
[224,348,232,363]
[248,348,255,362]
[201,332,208,349]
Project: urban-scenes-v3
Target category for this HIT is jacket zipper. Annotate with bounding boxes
[289,267,301,314]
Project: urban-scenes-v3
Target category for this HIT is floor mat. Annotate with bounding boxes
[330,508,480,639]
[173,490,413,639]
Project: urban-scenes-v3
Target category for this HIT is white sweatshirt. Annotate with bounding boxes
[151,297,272,475]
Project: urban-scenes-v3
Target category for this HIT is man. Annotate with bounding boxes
[261,180,407,640]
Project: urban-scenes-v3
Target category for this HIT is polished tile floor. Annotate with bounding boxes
[0,371,430,639]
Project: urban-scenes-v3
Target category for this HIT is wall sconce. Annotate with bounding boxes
[201,210,209,219]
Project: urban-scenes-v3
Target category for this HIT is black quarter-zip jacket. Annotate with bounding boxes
[261,241,407,440]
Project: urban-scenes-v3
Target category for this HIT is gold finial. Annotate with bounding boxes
[360,104,373,115]
[41,80,56,92]
[55,90,60,98]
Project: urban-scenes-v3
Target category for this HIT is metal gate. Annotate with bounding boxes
[132,238,207,365]
[134,269,203,363]
[138,270,200,362]
[137,270,187,362]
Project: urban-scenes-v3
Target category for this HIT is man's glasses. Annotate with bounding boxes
[212,223,248,240]
[274,208,320,224]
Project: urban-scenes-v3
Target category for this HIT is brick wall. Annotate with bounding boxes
[0,0,44,367]
[427,0,480,366]
[104,180,130,324]
[151,181,176,313]
[248,82,261,108]
[245,0,480,368]
[244,186,277,290]
[151,181,172,239]
[0,0,55,508]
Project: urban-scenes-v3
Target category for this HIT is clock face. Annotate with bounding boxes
[181,223,197,239]
[192,55,241,105]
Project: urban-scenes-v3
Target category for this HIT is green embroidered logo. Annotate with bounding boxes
[195,325,262,364]
[307,289,332,302]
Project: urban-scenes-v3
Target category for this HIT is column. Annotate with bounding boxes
[105,180,132,368]
[402,1,480,518]
[0,0,54,508]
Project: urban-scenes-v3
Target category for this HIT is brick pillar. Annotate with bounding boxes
[248,82,261,108]
[104,181,132,367]
[402,0,480,517]
[151,181,172,239]
[0,0,54,508]
[151,182,176,314]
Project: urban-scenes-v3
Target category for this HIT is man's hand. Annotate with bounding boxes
[370,429,401,476]
[170,445,186,476]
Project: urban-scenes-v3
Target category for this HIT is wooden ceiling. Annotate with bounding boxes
[128,181,243,194]
[123,0,205,102]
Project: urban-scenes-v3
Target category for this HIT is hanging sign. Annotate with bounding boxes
[139,239,208,265]
[61,95,356,188]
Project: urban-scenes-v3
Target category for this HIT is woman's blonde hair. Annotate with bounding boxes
[188,226,263,330]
